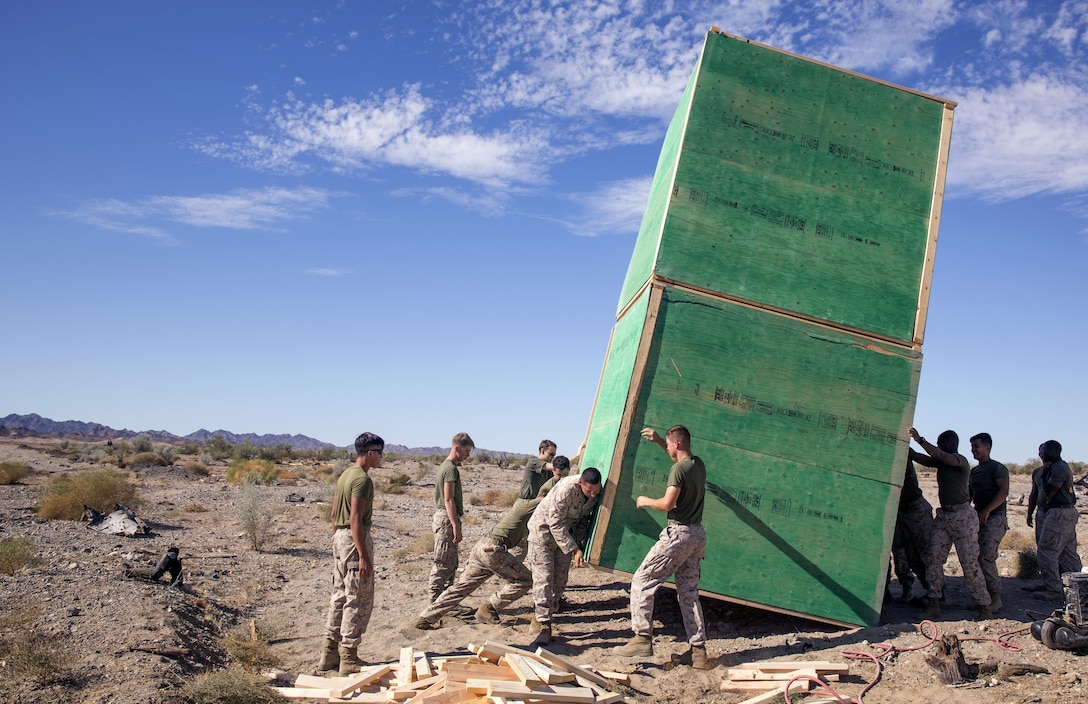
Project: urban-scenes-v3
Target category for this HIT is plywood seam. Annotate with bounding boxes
[588,284,663,565]
[653,274,921,353]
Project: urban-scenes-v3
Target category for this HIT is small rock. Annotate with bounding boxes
[66,607,81,617]
[1062,672,1081,686]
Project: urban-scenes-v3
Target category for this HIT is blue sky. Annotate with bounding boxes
[1,1,1085,465]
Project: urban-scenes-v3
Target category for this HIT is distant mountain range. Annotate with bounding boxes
[0,413,483,456]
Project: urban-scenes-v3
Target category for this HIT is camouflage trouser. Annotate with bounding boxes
[527,537,574,625]
[324,527,374,648]
[926,502,990,605]
[429,510,459,601]
[977,512,1008,597]
[419,537,532,623]
[631,524,707,646]
[1037,506,1082,592]
[893,496,934,596]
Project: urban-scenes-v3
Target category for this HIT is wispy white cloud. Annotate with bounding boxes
[305,267,350,277]
[942,73,1088,200]
[557,176,653,237]
[200,1,1088,207]
[63,187,334,241]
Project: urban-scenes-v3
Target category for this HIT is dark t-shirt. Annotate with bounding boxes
[970,459,1009,514]
[899,460,923,506]
[667,456,706,526]
[518,457,550,500]
[1043,460,1077,507]
[935,453,971,508]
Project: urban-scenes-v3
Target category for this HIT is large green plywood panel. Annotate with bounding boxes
[587,285,915,625]
[617,31,951,343]
[580,288,652,485]
[616,69,696,314]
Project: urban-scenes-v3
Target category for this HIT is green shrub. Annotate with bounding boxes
[37,467,141,520]
[172,668,288,704]
[226,459,279,486]
[153,443,177,464]
[131,433,153,453]
[176,442,202,456]
[129,452,168,467]
[0,461,29,484]
[383,473,411,494]
[0,606,73,685]
[0,537,39,575]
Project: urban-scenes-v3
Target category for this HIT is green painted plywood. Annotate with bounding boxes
[579,288,652,485]
[617,30,951,343]
[586,284,917,625]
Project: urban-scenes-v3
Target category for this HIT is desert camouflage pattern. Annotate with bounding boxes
[429,509,458,601]
[527,539,574,624]
[630,524,707,645]
[324,527,374,648]
[926,502,990,605]
[1037,506,1082,591]
[977,511,1008,598]
[419,536,532,623]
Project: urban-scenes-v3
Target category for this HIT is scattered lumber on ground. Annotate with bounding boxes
[270,639,627,703]
[719,660,849,703]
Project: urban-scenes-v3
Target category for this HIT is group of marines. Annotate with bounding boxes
[319,424,711,676]
[897,429,1080,620]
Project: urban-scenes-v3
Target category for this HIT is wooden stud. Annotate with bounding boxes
[398,646,416,685]
[534,647,612,689]
[501,654,543,687]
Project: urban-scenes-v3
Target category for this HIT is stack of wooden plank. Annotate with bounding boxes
[718,660,849,703]
[271,640,627,703]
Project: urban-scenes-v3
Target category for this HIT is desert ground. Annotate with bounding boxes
[0,436,1085,704]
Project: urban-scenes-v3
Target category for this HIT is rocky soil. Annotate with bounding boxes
[0,437,1085,703]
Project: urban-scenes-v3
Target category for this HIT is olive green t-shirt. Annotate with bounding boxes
[935,454,971,508]
[333,465,373,528]
[489,495,543,549]
[667,456,706,526]
[434,459,463,516]
[518,457,550,500]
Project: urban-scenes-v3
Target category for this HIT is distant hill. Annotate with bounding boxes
[0,413,521,457]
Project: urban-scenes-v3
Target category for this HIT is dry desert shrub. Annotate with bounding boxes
[482,489,517,507]
[37,467,141,520]
[0,605,74,685]
[184,460,210,477]
[1000,530,1036,552]
[220,620,282,672]
[183,503,209,513]
[238,481,275,552]
[129,451,168,467]
[227,459,280,485]
[172,667,288,704]
[0,537,40,575]
[0,461,29,484]
[393,532,435,559]
[383,472,411,494]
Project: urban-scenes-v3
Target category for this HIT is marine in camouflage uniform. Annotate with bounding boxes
[969,433,1009,611]
[909,428,991,620]
[321,432,384,675]
[416,476,557,629]
[891,458,933,600]
[429,433,474,602]
[526,470,601,642]
[1031,440,1082,594]
[616,425,710,669]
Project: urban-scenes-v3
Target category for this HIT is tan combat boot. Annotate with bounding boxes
[532,624,552,646]
[338,645,364,675]
[614,634,653,657]
[317,638,339,672]
[690,644,711,669]
[475,602,499,624]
